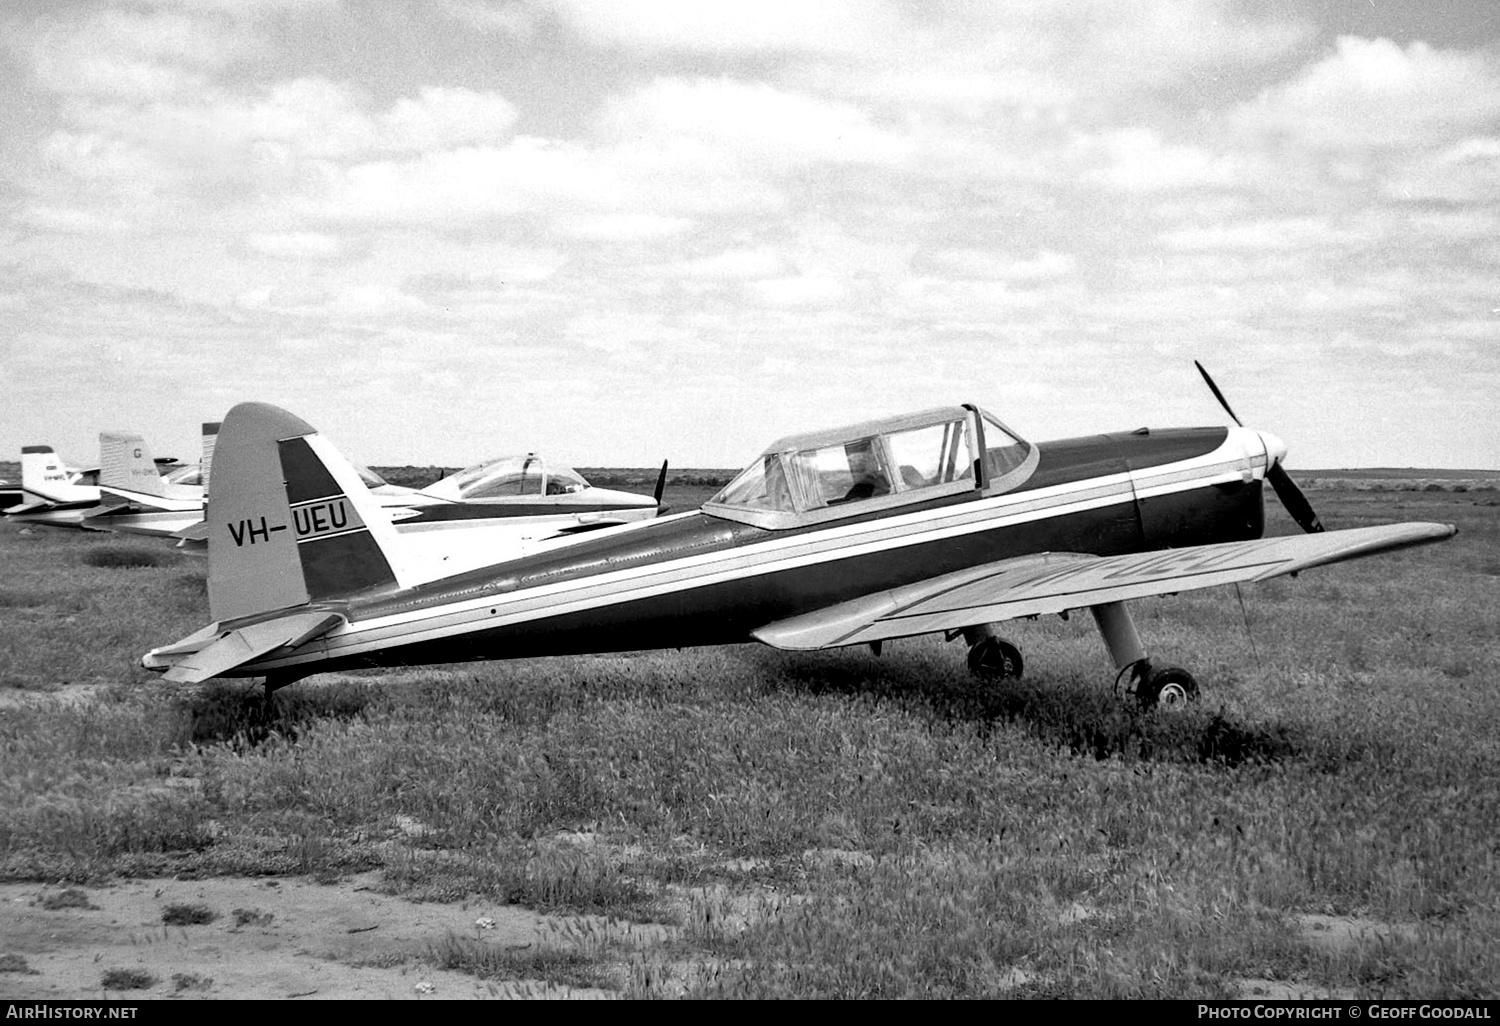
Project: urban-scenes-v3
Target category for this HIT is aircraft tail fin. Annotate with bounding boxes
[201,421,219,494]
[207,402,412,622]
[20,445,94,504]
[99,432,168,498]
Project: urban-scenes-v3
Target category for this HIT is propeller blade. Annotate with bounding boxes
[1267,463,1325,534]
[1194,360,1243,427]
[653,460,669,505]
[1195,360,1325,534]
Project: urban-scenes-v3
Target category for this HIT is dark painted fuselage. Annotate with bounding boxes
[264,426,1265,677]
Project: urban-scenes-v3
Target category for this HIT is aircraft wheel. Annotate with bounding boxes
[967,637,1023,679]
[1138,666,1199,711]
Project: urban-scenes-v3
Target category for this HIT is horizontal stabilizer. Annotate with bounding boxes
[89,492,134,512]
[174,521,210,542]
[158,611,344,683]
[753,522,1457,651]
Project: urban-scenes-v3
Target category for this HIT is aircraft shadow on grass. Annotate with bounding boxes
[758,648,1300,769]
[177,680,376,747]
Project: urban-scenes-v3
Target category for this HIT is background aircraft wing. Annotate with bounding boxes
[752,522,1456,651]
[173,521,210,542]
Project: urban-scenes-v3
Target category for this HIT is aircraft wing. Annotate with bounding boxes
[154,610,345,684]
[752,522,1456,651]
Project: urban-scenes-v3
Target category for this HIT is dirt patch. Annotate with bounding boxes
[0,873,616,999]
[1238,977,1355,1000]
[1233,913,1419,999]
[1297,912,1419,952]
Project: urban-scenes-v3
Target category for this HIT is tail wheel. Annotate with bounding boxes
[1137,666,1199,711]
[967,637,1023,679]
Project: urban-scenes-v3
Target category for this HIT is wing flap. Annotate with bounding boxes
[157,610,344,683]
[753,522,1456,651]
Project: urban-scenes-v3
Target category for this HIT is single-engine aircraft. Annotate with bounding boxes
[170,449,663,564]
[4,445,105,529]
[379,454,664,538]
[143,371,1457,708]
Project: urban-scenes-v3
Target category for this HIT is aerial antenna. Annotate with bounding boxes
[1234,583,1261,671]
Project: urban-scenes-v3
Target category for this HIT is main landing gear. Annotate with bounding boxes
[1092,601,1199,710]
[958,601,1200,711]
[961,624,1024,679]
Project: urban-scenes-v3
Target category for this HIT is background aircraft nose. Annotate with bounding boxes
[1255,430,1288,467]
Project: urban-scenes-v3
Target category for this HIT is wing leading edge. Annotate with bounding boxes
[752,522,1457,651]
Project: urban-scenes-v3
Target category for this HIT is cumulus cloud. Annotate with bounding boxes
[1159,217,1346,252]
[599,78,913,168]
[1384,136,1500,204]
[660,247,789,281]
[894,277,1050,317]
[61,79,518,163]
[300,132,783,228]
[169,0,338,13]
[555,213,695,240]
[1081,128,1239,192]
[3,4,1494,469]
[918,249,1076,281]
[747,275,846,308]
[1235,37,1500,150]
[547,0,899,56]
[21,8,242,100]
[239,231,347,261]
[794,0,1308,124]
[235,282,430,318]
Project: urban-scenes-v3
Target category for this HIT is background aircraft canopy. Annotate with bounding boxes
[440,454,590,500]
[163,465,203,487]
[707,405,1034,529]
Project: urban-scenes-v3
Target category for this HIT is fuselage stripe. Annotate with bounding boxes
[230,434,1265,672]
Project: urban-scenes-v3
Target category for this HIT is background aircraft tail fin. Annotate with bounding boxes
[20,445,93,504]
[201,421,219,494]
[20,445,59,494]
[99,431,168,497]
[207,403,412,622]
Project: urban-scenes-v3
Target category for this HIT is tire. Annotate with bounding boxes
[967,637,1023,679]
[1138,666,1199,710]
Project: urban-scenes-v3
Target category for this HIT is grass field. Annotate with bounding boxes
[1,484,1496,998]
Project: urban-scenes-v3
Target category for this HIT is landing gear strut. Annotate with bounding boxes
[1091,601,1199,711]
[962,625,1024,679]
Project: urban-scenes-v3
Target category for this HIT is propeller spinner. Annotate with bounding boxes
[1194,361,1325,534]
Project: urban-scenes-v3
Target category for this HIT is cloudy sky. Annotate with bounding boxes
[2,1,1497,472]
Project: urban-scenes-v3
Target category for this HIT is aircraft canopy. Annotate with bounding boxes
[705,405,1035,530]
[436,455,590,500]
